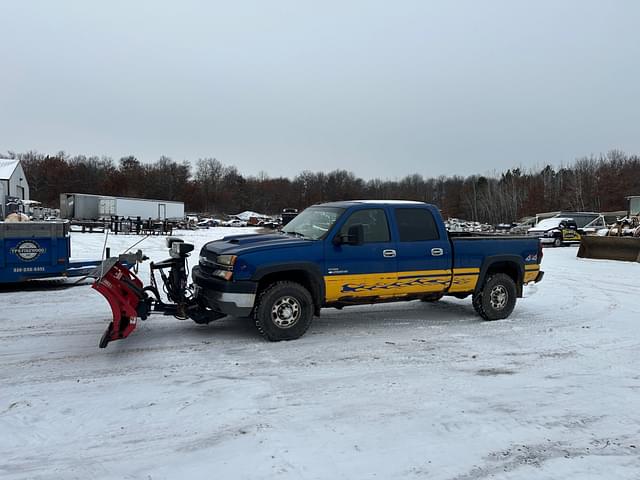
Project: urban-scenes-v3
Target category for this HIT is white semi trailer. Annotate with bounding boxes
[60,193,102,220]
[60,193,184,220]
[98,197,184,220]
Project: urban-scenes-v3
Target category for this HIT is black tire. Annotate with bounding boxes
[421,293,444,302]
[472,273,517,321]
[554,237,563,247]
[253,281,314,341]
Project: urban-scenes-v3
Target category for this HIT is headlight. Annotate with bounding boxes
[216,254,237,267]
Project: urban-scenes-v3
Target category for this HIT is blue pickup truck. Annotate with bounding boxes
[192,201,544,341]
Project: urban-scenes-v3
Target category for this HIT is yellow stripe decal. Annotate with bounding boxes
[397,269,451,277]
[325,273,398,302]
[452,267,480,274]
[324,268,484,301]
[325,264,539,302]
[524,272,538,282]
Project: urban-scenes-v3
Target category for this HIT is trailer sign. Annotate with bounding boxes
[1,223,101,284]
[13,266,46,273]
[10,240,46,262]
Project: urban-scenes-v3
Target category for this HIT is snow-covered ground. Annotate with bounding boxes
[1,231,639,479]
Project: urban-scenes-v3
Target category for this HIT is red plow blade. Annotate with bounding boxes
[92,260,149,348]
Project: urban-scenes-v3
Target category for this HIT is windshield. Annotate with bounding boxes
[571,216,599,228]
[533,218,570,229]
[282,206,345,240]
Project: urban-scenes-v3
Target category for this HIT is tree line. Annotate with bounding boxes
[6,149,640,224]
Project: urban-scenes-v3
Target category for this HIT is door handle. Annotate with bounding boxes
[383,249,396,258]
[431,248,444,256]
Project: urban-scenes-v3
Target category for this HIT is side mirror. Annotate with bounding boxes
[333,224,365,246]
[347,224,365,245]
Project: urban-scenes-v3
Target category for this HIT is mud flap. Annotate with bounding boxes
[577,236,640,263]
[92,261,148,348]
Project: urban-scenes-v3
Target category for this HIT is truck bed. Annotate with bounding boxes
[450,233,542,286]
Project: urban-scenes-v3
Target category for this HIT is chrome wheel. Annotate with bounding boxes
[489,285,508,311]
[271,296,301,329]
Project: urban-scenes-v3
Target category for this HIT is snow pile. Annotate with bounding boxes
[233,210,269,221]
[445,217,494,233]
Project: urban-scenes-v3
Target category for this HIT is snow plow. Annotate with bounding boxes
[577,196,640,263]
[577,235,640,263]
[92,237,223,348]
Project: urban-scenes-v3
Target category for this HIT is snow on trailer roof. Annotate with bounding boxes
[0,158,19,180]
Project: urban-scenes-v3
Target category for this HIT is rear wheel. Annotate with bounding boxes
[472,273,517,321]
[253,281,314,341]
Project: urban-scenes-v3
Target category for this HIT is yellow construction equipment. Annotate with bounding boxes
[577,196,640,263]
[577,235,640,263]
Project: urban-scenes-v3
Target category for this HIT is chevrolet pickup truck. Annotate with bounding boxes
[192,201,544,341]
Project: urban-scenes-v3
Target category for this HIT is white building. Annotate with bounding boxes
[0,158,30,218]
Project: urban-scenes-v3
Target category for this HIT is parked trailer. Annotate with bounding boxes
[60,193,102,220]
[99,197,184,220]
[61,193,184,221]
[0,221,100,283]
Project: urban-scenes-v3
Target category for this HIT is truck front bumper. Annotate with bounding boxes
[192,266,257,317]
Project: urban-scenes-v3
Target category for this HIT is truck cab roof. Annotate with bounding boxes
[314,200,427,208]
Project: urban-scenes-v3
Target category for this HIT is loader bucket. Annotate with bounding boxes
[92,259,149,348]
[577,235,640,263]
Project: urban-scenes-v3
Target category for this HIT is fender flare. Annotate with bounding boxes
[475,255,525,297]
[251,262,326,314]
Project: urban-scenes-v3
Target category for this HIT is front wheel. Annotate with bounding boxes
[554,237,563,247]
[472,273,517,321]
[253,281,314,341]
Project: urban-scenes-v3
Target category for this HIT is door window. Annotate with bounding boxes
[339,209,390,243]
[395,208,440,241]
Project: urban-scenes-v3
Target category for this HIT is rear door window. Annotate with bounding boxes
[395,208,440,242]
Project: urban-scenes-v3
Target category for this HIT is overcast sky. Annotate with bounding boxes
[1,0,639,179]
